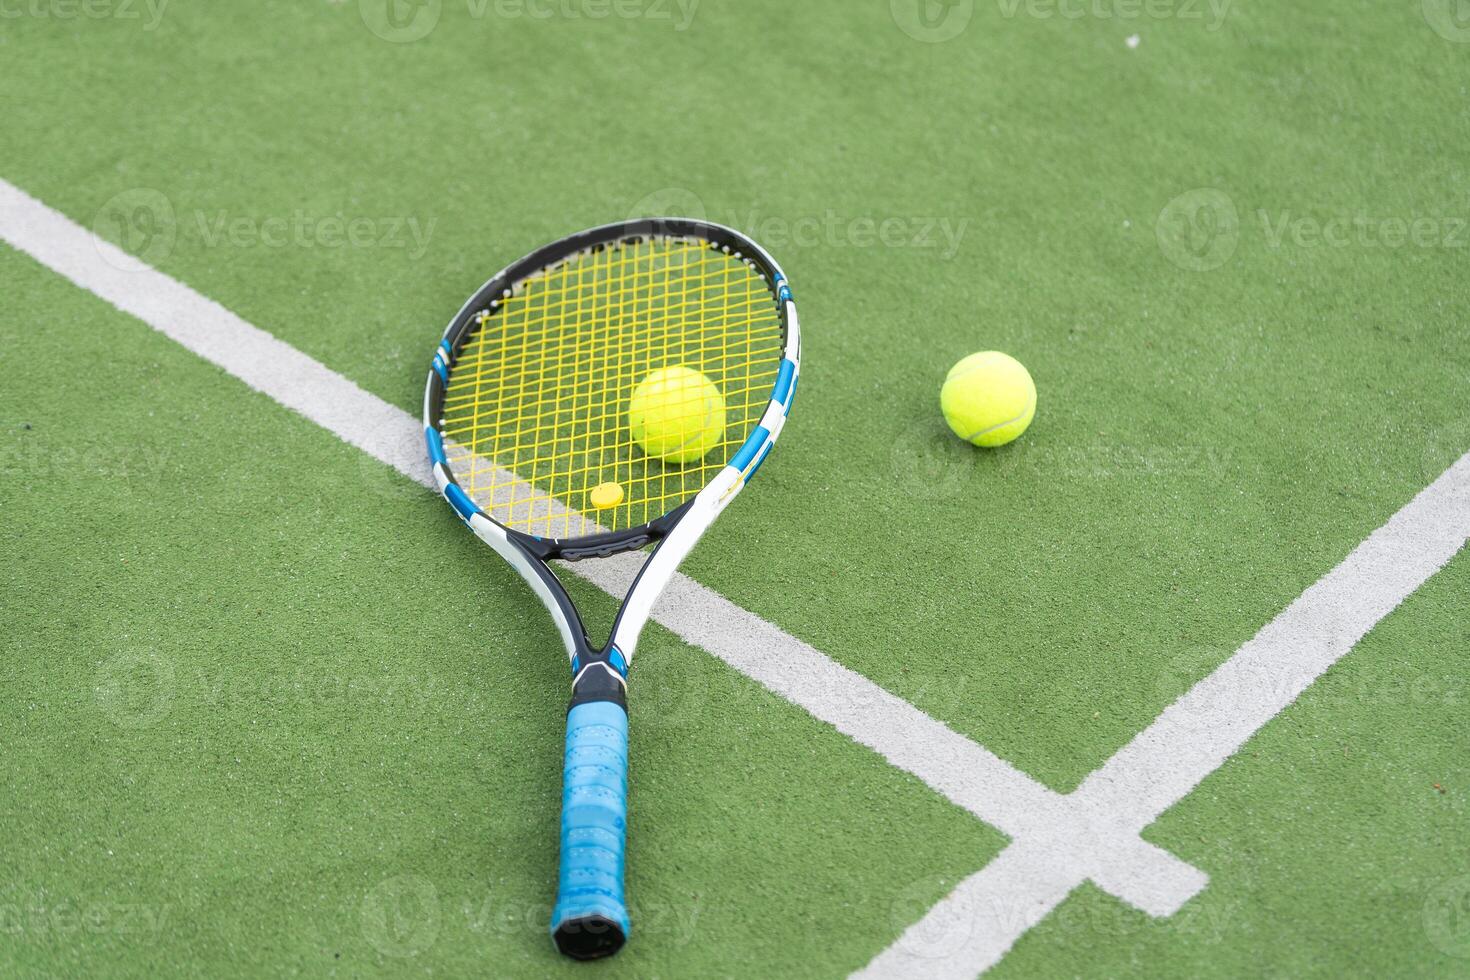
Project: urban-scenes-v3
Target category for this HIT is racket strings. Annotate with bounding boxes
[439,236,784,538]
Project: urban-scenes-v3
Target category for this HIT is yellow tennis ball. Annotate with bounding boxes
[940,351,1037,447]
[628,366,727,464]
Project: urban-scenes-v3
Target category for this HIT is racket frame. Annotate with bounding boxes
[422,218,800,958]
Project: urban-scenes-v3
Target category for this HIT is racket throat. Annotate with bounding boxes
[568,647,629,711]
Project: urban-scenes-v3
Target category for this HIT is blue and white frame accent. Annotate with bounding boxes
[606,260,800,665]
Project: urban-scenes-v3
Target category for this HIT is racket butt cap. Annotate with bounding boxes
[552,916,626,960]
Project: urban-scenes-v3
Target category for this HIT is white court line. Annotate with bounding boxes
[0,177,1201,912]
[859,453,1470,978]
[12,176,1459,977]
[0,178,1199,910]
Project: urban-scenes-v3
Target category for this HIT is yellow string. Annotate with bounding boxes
[440,236,784,537]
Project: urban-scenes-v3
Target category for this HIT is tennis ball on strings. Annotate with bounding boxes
[628,366,727,464]
[940,351,1037,447]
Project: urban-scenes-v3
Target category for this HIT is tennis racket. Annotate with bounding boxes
[422,218,800,959]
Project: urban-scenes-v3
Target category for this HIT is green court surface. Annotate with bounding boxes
[2,1,1468,976]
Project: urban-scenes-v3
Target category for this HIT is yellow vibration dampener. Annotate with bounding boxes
[589,482,624,509]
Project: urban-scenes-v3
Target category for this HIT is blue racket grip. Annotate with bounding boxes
[550,701,630,959]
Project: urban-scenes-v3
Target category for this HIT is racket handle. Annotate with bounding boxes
[550,700,630,959]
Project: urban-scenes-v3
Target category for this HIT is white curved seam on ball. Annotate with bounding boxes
[963,395,1036,442]
[672,392,723,452]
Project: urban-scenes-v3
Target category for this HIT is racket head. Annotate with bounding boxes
[424,218,798,562]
